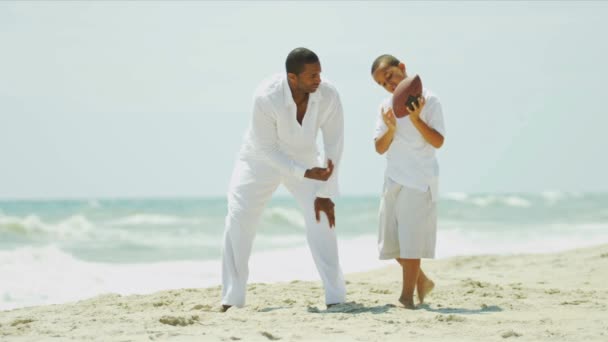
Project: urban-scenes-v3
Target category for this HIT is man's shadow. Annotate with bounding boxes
[306,302,395,315]
[418,303,503,314]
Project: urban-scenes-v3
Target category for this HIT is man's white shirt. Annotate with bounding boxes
[374,88,446,201]
[239,74,344,198]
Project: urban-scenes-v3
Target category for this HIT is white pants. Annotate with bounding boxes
[221,157,346,307]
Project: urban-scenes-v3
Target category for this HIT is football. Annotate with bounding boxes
[392,74,423,118]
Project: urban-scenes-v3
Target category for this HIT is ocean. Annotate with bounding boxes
[1,192,607,311]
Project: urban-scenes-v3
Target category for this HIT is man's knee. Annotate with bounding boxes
[225,207,259,235]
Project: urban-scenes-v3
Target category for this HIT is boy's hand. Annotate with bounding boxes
[407,96,426,122]
[382,107,397,131]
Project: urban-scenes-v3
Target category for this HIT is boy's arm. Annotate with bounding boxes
[375,127,395,154]
[375,107,397,154]
[409,97,444,149]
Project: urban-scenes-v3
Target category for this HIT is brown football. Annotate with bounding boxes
[392,74,423,118]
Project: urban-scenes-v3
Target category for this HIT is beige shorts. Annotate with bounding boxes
[378,177,437,260]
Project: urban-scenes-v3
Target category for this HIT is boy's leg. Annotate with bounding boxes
[397,258,420,309]
[417,267,435,304]
[221,158,280,309]
[394,261,435,304]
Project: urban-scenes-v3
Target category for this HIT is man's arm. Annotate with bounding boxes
[316,92,344,198]
[309,91,345,229]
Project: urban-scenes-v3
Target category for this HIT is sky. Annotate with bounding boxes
[1,1,607,199]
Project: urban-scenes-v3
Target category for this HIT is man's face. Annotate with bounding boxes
[372,62,406,94]
[290,62,322,94]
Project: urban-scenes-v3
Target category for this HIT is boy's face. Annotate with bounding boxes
[373,62,406,94]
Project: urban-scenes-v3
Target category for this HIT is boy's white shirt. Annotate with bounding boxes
[374,88,446,202]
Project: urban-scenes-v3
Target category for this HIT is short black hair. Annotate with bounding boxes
[285,47,319,75]
[371,54,400,75]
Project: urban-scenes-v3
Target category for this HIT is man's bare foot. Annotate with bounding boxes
[220,304,232,312]
[417,279,435,304]
[398,297,416,309]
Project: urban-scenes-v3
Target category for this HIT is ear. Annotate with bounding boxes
[398,62,406,73]
[287,72,298,84]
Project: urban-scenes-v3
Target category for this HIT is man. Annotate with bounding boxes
[221,47,346,311]
[371,54,445,309]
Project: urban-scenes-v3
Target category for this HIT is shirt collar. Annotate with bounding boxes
[282,75,323,107]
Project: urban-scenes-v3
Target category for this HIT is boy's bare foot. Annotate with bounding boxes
[398,297,416,309]
[417,279,435,304]
[220,304,232,312]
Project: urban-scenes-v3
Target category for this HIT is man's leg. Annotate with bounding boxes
[221,158,279,309]
[284,179,346,306]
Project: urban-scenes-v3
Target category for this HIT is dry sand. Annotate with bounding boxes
[1,244,607,341]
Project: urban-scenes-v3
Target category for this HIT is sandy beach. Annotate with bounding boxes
[1,244,607,341]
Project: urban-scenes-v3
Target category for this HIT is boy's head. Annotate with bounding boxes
[371,54,407,94]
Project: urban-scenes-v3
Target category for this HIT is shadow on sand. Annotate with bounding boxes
[306,302,394,315]
[257,301,503,316]
[418,303,503,314]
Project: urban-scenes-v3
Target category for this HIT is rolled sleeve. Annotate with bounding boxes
[424,97,446,137]
[316,91,344,198]
[374,102,389,140]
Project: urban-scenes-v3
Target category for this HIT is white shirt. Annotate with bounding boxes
[239,74,344,198]
[374,88,446,201]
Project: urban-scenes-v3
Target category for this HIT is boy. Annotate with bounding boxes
[371,54,445,309]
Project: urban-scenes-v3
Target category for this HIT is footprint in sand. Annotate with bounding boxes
[159,315,200,326]
[11,319,34,327]
[435,314,466,323]
[260,331,280,340]
[501,330,522,338]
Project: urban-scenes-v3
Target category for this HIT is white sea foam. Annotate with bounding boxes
[88,200,101,208]
[0,214,94,239]
[502,196,532,208]
[263,207,305,228]
[469,196,497,207]
[3,225,608,311]
[0,238,383,311]
[466,195,532,208]
[443,192,469,201]
[109,214,200,226]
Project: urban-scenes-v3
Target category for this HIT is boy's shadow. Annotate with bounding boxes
[258,302,503,315]
[418,303,503,314]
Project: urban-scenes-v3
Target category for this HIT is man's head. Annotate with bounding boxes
[371,54,407,94]
[286,47,322,94]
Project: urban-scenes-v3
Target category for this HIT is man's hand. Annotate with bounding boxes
[304,159,334,181]
[382,107,397,131]
[314,197,336,228]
